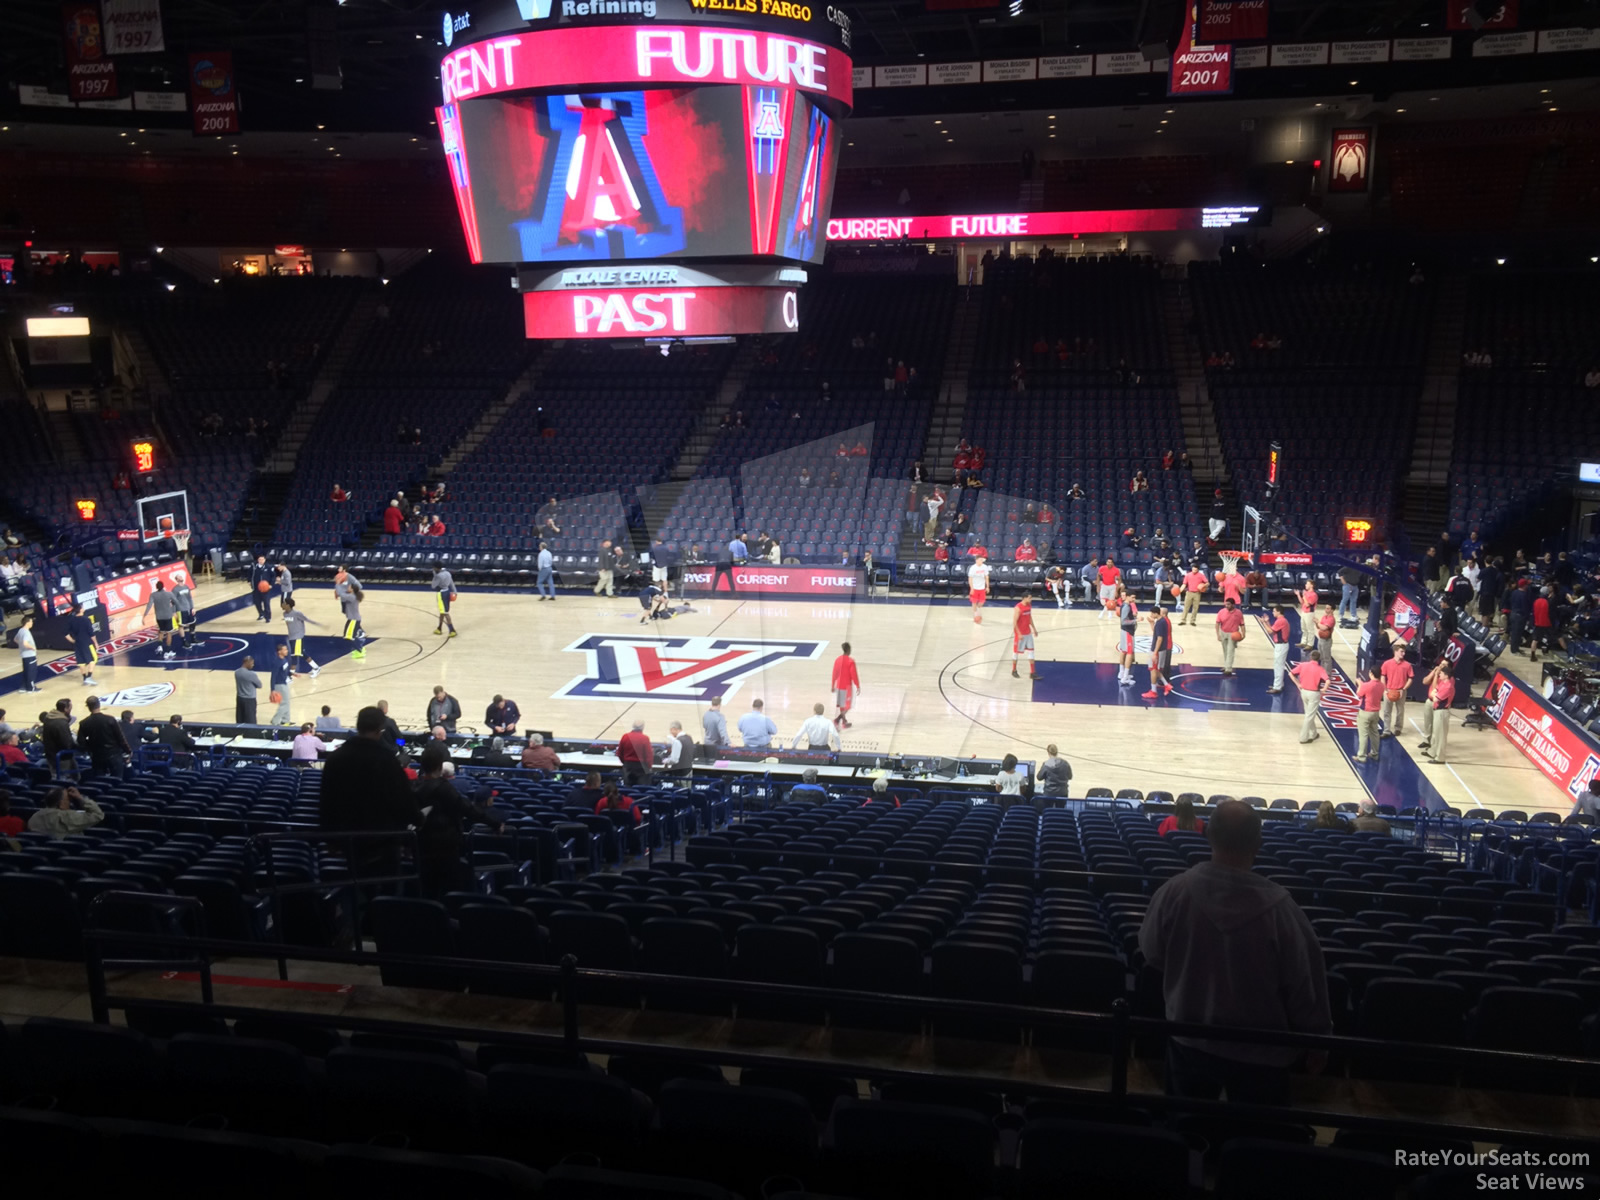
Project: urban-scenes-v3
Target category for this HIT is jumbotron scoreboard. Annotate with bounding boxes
[436,0,853,339]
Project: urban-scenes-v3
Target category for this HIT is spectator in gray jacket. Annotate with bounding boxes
[235,657,263,725]
[1036,743,1072,802]
[27,786,105,839]
[1138,800,1330,1104]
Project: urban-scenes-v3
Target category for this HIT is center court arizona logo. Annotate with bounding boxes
[554,634,824,702]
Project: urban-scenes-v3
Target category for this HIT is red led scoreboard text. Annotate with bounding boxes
[1344,517,1374,546]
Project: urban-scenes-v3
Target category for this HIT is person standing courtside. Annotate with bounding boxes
[968,553,992,624]
[235,655,263,725]
[1266,604,1292,695]
[1012,595,1037,679]
[1298,580,1319,651]
[171,574,197,651]
[1215,597,1245,678]
[431,560,457,637]
[65,603,99,688]
[1417,660,1455,764]
[1180,562,1207,626]
[536,543,556,601]
[269,643,294,725]
[1116,585,1140,687]
[281,597,321,676]
[793,703,840,751]
[13,613,39,692]
[1379,643,1412,741]
[1353,667,1384,762]
[248,554,275,622]
[1097,558,1121,622]
[1288,650,1328,744]
[832,642,861,728]
[702,695,729,750]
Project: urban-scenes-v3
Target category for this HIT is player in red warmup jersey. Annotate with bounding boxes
[969,555,991,624]
[1012,595,1036,678]
[831,642,861,729]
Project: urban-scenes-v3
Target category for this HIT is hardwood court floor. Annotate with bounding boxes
[12,577,1560,816]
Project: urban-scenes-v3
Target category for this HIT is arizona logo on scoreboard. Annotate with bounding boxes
[784,103,833,262]
[515,92,687,262]
[555,634,825,702]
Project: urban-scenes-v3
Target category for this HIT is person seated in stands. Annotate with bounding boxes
[1311,801,1350,832]
[731,410,745,428]
[396,421,409,445]
[788,767,828,803]
[951,511,971,543]
[1250,332,1268,352]
[1014,538,1038,563]
[2,527,20,548]
[0,790,21,838]
[1066,482,1085,504]
[1352,798,1392,836]
[330,483,348,502]
[1130,470,1150,494]
[485,695,520,737]
[933,539,950,563]
[519,732,560,772]
[476,736,517,767]
[1055,338,1071,365]
[27,786,104,839]
[825,468,842,489]
[314,706,341,733]
[0,730,27,767]
[952,446,971,487]
[429,725,449,743]
[766,536,782,564]
[720,410,736,429]
[835,442,849,458]
[798,467,813,489]
[864,776,901,807]
[156,713,197,761]
[383,500,404,536]
[415,743,504,898]
[1019,503,1038,525]
[1158,797,1205,837]
[850,441,868,456]
[1162,449,1175,470]
[1032,335,1049,356]
[1179,450,1192,470]
[427,514,446,537]
[1265,333,1282,351]
[569,770,604,808]
[410,426,422,445]
[291,723,323,766]
[595,781,641,825]
[909,460,926,485]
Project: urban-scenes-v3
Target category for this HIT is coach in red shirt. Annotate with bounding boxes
[616,720,654,785]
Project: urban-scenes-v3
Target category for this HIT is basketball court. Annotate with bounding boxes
[5,572,1560,817]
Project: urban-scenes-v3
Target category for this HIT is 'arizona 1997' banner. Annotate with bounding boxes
[1484,669,1600,804]
[62,3,117,101]
[188,51,240,135]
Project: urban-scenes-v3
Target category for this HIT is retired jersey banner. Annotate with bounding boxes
[1198,0,1268,41]
[1328,127,1371,192]
[1484,670,1600,804]
[188,51,240,135]
[1448,0,1516,29]
[1170,1,1233,95]
[100,0,165,52]
[63,3,117,101]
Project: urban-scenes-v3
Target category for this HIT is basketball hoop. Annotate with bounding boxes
[1219,550,1250,577]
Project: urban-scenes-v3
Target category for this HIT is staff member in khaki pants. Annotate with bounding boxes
[1417,660,1456,764]
[1353,668,1385,762]
[1288,651,1329,744]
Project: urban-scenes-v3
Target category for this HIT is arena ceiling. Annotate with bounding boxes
[1,0,1597,133]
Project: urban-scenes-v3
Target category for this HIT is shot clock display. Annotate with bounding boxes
[131,439,157,474]
[75,498,98,521]
[1343,517,1375,546]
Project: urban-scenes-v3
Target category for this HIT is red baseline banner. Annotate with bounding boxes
[96,560,191,616]
[1198,0,1269,41]
[1485,669,1600,804]
[440,26,853,110]
[681,565,864,595]
[1328,127,1371,192]
[188,51,240,136]
[523,285,800,339]
[1447,0,1516,29]
[1169,1,1233,97]
[824,206,1258,241]
[62,2,118,101]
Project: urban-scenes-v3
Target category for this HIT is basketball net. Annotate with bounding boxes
[1218,550,1249,577]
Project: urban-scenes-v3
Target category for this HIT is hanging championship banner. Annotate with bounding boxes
[188,51,240,135]
[1198,0,1268,41]
[1447,0,1516,30]
[63,3,117,101]
[100,0,165,53]
[1170,1,1233,95]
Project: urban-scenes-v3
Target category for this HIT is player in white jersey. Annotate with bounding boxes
[968,555,991,624]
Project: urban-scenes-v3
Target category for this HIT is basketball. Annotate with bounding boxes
[257,580,271,593]
[269,691,283,703]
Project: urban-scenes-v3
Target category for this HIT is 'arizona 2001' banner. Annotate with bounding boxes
[188,51,240,135]
[1169,1,1233,96]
